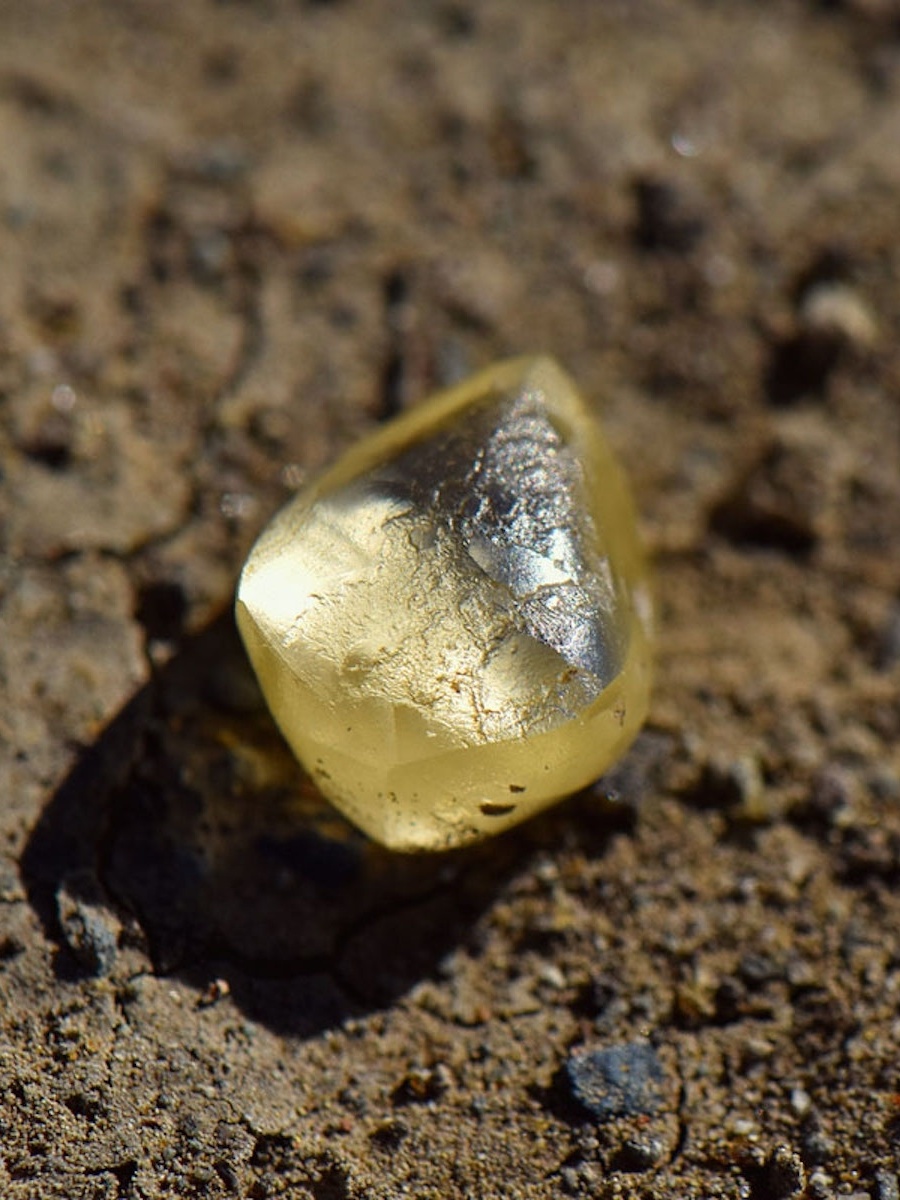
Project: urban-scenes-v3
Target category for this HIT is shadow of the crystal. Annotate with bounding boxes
[22,606,642,1038]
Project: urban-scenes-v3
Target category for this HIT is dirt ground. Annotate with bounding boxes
[2,1,900,1196]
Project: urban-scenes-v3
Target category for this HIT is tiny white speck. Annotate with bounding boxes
[51,383,77,412]
[280,463,306,489]
[221,492,257,520]
[671,132,701,158]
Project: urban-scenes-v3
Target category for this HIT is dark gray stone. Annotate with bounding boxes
[564,1042,664,1121]
[56,871,118,977]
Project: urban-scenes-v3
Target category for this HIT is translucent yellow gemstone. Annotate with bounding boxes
[236,357,652,851]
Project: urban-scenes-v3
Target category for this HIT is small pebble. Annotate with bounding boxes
[726,755,768,821]
[561,1162,601,1194]
[807,765,857,825]
[370,1118,409,1151]
[564,1042,665,1122]
[197,978,231,1009]
[767,281,876,405]
[872,1170,900,1200]
[537,962,566,989]
[807,1171,833,1200]
[0,858,25,903]
[789,1088,812,1118]
[690,753,771,819]
[56,872,119,977]
[612,1135,665,1172]
[0,935,25,961]
[747,1145,805,1199]
[800,1113,832,1167]
[392,1063,451,1105]
[800,282,878,353]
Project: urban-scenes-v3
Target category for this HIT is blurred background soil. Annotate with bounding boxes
[2,1,900,1196]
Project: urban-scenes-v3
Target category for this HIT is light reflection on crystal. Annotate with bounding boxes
[237,357,652,851]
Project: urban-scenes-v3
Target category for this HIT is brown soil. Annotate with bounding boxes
[2,2,900,1197]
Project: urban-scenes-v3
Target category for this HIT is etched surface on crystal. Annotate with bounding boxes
[236,356,652,850]
[265,387,623,753]
[371,387,623,685]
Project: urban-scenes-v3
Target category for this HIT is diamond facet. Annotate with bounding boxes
[236,357,652,851]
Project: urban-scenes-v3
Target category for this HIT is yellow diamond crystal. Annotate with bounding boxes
[236,357,652,851]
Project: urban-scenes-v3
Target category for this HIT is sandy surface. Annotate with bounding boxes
[2,1,900,1196]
